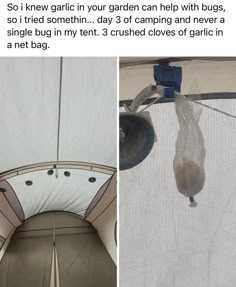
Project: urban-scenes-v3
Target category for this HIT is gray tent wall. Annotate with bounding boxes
[0,212,116,287]
[86,172,117,262]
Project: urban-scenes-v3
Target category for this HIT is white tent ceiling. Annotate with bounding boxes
[0,57,117,172]
[120,59,236,287]
[59,57,117,165]
[0,58,59,172]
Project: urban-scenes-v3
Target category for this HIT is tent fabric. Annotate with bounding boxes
[0,236,53,287]
[0,57,116,229]
[85,177,112,218]
[0,181,24,222]
[14,214,95,239]
[14,212,94,237]
[120,98,236,286]
[57,233,116,287]
[0,57,116,218]
[93,198,117,263]
[86,172,117,263]
[7,169,112,219]
[0,236,4,250]
[0,57,116,172]
[86,173,117,223]
[0,193,21,229]
[59,57,117,166]
[0,230,15,262]
[120,59,236,286]
[0,58,60,173]
[0,212,14,239]
[0,57,117,284]
[0,212,116,287]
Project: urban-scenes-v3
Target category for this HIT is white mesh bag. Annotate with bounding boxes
[173,93,206,207]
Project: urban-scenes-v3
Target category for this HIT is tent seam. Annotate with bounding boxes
[85,173,115,218]
[56,57,63,163]
[0,210,16,228]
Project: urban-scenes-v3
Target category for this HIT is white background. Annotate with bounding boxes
[0,0,235,56]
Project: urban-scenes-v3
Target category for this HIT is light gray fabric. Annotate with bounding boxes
[17,211,91,232]
[0,57,116,172]
[56,233,116,287]
[0,57,60,173]
[0,181,24,221]
[0,212,116,287]
[85,178,111,217]
[0,237,4,250]
[0,236,53,287]
[59,57,117,167]
[15,212,94,238]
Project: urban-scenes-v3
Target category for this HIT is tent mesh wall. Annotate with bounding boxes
[120,60,236,287]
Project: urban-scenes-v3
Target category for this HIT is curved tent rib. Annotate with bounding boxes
[0,161,114,181]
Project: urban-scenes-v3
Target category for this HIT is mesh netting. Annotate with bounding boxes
[173,94,206,206]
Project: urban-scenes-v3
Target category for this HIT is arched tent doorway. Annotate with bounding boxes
[0,212,116,287]
[0,57,117,287]
[119,58,236,287]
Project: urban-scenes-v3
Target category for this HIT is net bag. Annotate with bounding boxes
[173,93,206,207]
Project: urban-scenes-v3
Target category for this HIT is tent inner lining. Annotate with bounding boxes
[85,173,114,218]
[0,161,115,181]
[0,212,117,287]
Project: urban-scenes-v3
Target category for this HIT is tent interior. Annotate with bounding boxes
[0,57,117,287]
[119,58,236,287]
